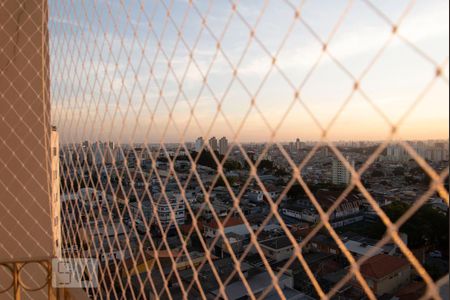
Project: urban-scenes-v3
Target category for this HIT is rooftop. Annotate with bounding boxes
[205,216,245,229]
[360,254,409,280]
[344,240,383,257]
[260,236,297,250]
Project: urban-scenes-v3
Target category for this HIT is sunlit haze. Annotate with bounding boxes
[49,0,449,143]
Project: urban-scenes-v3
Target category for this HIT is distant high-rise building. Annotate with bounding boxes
[219,137,229,155]
[209,137,218,152]
[386,145,408,162]
[414,141,427,158]
[115,146,125,163]
[295,138,301,151]
[288,142,295,153]
[321,146,330,157]
[195,137,204,152]
[78,141,89,164]
[104,142,115,164]
[427,147,447,162]
[87,141,116,165]
[407,141,448,162]
[332,157,354,186]
[90,141,105,165]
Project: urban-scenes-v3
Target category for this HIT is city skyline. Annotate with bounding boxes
[61,137,449,146]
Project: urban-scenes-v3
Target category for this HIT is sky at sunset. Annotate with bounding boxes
[49,0,449,143]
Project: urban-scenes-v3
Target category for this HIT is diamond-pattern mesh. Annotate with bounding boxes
[50,0,449,299]
[1,0,448,299]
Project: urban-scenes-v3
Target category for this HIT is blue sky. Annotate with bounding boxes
[49,0,449,143]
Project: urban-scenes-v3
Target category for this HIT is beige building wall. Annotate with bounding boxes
[373,266,411,296]
[0,0,53,261]
[51,127,61,258]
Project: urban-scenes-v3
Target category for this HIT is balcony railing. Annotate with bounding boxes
[0,258,90,300]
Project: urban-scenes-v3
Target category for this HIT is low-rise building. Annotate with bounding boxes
[260,236,297,262]
[355,254,411,296]
[307,234,340,255]
[282,190,364,228]
[203,217,251,238]
[342,232,399,258]
[80,221,127,248]
[210,270,306,300]
[154,193,185,228]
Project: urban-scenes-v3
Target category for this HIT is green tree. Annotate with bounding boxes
[393,167,405,176]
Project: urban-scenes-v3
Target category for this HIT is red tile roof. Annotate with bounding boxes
[180,223,204,235]
[360,254,409,280]
[395,282,426,300]
[204,217,244,229]
[316,190,362,210]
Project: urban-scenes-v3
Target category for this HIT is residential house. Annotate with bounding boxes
[355,254,411,296]
[260,236,298,262]
[203,217,251,239]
